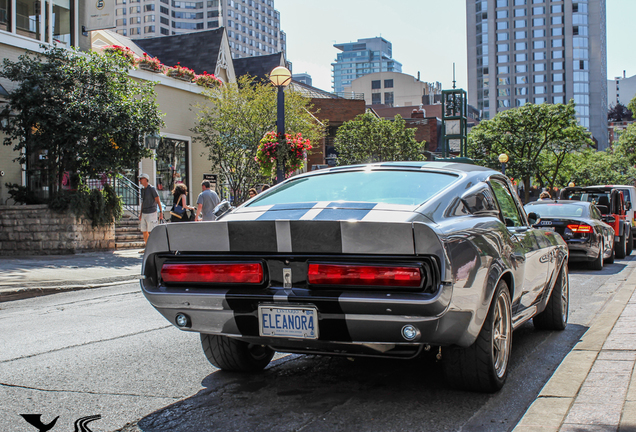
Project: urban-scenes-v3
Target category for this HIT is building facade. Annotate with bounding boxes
[343,71,442,107]
[608,72,636,108]
[331,37,403,94]
[466,0,608,149]
[113,0,285,59]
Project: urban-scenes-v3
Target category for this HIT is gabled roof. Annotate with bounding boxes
[233,52,285,81]
[289,80,342,99]
[135,28,225,75]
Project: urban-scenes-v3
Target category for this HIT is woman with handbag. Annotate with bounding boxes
[170,183,196,222]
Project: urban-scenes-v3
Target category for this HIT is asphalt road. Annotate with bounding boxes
[1,256,634,432]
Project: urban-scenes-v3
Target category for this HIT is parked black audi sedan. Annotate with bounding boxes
[524,200,615,270]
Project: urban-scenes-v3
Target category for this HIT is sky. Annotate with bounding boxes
[276,0,636,93]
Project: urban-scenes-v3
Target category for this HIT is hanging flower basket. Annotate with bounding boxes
[255,131,312,178]
[102,45,136,65]
[137,53,164,73]
[193,71,223,88]
[165,62,196,82]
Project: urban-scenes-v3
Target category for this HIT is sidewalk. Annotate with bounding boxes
[514,265,636,432]
[0,249,143,302]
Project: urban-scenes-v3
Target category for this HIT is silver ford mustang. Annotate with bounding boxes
[140,161,568,393]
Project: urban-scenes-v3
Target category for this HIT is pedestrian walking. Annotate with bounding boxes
[538,191,551,201]
[170,183,196,222]
[248,188,257,199]
[138,173,163,247]
[195,180,221,221]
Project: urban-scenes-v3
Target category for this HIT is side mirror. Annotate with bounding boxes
[527,212,539,226]
[213,200,234,219]
[626,201,632,211]
[606,216,616,224]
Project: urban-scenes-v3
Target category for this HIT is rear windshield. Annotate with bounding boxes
[248,170,459,207]
[525,203,588,218]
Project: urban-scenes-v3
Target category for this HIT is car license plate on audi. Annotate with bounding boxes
[258,306,318,339]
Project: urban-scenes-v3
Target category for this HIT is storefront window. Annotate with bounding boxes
[52,0,72,45]
[16,0,41,40]
[0,0,10,31]
[156,138,189,205]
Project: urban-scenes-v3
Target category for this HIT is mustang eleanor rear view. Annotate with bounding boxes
[140,162,569,393]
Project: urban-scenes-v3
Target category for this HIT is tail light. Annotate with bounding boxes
[161,263,264,284]
[566,224,593,233]
[308,263,422,287]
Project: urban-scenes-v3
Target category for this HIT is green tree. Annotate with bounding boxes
[333,112,426,165]
[569,148,636,186]
[628,95,636,118]
[468,101,593,202]
[193,75,324,206]
[0,45,163,199]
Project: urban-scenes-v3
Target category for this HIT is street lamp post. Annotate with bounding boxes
[269,66,292,184]
[498,153,509,176]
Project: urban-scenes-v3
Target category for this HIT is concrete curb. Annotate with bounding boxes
[0,278,140,303]
[513,265,636,431]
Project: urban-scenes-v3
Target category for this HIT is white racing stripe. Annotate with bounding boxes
[300,201,332,220]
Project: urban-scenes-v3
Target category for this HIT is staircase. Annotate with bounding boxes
[115,216,145,249]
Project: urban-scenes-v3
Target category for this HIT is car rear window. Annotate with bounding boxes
[526,203,588,218]
[248,170,460,207]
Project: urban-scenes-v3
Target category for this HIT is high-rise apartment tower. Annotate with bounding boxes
[466,0,608,149]
[332,37,402,94]
[114,0,286,59]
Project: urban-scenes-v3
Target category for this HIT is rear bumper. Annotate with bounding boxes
[566,239,598,261]
[140,280,473,352]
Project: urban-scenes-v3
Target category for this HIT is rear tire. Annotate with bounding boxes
[200,334,274,372]
[443,280,512,393]
[616,230,627,259]
[627,228,633,256]
[533,264,569,331]
[605,241,615,264]
[591,241,604,270]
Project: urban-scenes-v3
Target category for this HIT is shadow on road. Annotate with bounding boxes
[133,322,589,432]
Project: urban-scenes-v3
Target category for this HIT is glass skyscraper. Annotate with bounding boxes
[114,0,286,59]
[467,0,608,149]
[332,37,402,94]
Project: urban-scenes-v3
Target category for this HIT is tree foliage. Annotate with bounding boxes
[193,75,324,206]
[0,45,163,201]
[608,102,633,122]
[569,148,636,186]
[629,95,636,118]
[333,112,426,165]
[467,101,593,202]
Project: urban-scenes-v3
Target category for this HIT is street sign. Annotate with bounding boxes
[203,174,218,191]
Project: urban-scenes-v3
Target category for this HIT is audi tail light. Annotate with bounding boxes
[161,263,264,284]
[307,263,422,287]
[566,224,593,234]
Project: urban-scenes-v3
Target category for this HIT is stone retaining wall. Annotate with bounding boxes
[0,205,115,255]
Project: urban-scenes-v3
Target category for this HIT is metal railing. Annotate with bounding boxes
[86,173,141,218]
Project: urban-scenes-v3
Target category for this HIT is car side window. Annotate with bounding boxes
[591,206,601,220]
[490,180,523,227]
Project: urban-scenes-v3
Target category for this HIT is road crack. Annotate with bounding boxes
[0,382,182,399]
[0,325,172,364]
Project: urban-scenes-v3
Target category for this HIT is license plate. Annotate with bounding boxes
[258,306,318,339]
